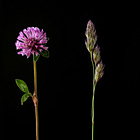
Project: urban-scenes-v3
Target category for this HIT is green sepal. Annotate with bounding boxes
[21,93,32,105]
[47,37,50,41]
[40,50,49,58]
[15,79,29,94]
[33,53,40,62]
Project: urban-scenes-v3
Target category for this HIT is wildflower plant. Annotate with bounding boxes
[85,20,104,140]
[14,22,104,140]
[15,27,49,140]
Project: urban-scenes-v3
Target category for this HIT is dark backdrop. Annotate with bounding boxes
[2,1,140,140]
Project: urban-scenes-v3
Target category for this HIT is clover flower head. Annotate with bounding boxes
[15,27,48,58]
[85,20,97,52]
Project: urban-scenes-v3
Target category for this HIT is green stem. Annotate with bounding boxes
[33,55,39,140]
[92,95,94,140]
[90,51,96,140]
[92,122,94,140]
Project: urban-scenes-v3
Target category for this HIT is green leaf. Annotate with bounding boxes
[15,79,29,94]
[21,93,32,105]
[40,50,49,58]
[33,53,40,62]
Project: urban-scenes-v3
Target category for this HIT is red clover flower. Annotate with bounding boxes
[15,27,48,58]
[15,27,50,140]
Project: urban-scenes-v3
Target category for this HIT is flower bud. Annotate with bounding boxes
[95,61,104,83]
[93,45,101,66]
[85,20,97,52]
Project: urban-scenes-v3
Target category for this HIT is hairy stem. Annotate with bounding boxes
[33,57,39,140]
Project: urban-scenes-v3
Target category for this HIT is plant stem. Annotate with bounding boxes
[92,121,94,140]
[92,95,94,140]
[92,88,95,140]
[90,51,95,140]
[34,60,37,96]
[33,57,39,140]
[35,104,39,140]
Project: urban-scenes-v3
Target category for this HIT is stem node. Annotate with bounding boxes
[32,94,38,107]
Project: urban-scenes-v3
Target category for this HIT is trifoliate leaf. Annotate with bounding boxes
[40,50,49,58]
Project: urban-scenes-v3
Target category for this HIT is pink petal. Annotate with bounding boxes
[38,29,43,39]
[42,46,48,50]
[38,38,47,44]
[27,27,33,38]
[35,51,39,56]
[23,29,29,38]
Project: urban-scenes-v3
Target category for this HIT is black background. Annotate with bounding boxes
[2,1,140,140]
